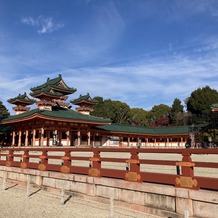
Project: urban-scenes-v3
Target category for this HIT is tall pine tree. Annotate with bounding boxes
[170,98,184,125]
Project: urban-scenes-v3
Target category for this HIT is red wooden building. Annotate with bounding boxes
[1,75,190,147]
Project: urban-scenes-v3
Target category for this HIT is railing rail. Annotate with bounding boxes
[0,147,218,190]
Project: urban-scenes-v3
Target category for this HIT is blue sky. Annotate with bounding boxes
[1,0,218,114]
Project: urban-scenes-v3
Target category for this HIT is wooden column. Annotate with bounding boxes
[32,129,36,146]
[66,130,70,146]
[166,138,169,147]
[25,130,29,147]
[127,137,130,147]
[18,131,21,147]
[12,131,15,146]
[181,137,183,147]
[77,129,81,146]
[40,128,44,146]
[92,135,95,147]
[87,131,90,146]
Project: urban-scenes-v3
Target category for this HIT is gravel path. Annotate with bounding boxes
[0,181,160,218]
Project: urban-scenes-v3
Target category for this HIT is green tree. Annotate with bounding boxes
[148,104,171,126]
[186,86,218,115]
[0,101,10,119]
[186,86,218,124]
[91,96,104,116]
[91,98,130,124]
[128,108,149,126]
[148,104,171,120]
[170,98,184,125]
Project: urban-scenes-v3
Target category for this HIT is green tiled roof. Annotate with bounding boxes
[40,108,110,123]
[2,109,41,121]
[153,126,190,135]
[2,108,111,124]
[30,74,76,94]
[30,74,60,91]
[71,93,97,105]
[93,123,155,134]
[30,86,63,98]
[51,85,76,93]
[8,92,36,105]
[93,124,190,135]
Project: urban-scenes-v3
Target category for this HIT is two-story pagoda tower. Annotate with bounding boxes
[71,93,97,115]
[7,92,36,115]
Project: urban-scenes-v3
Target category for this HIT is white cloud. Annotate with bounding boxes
[3,50,218,115]
[21,16,64,34]
[57,51,218,111]
[152,0,218,23]
[2,30,218,113]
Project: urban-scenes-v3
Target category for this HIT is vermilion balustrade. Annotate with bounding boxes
[0,147,217,191]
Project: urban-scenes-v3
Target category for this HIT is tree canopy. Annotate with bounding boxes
[186,86,218,115]
[186,86,218,124]
[148,104,171,125]
[0,101,10,120]
[170,98,184,125]
[91,97,130,124]
[128,108,149,126]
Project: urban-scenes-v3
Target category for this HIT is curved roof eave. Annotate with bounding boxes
[8,99,35,105]
[36,114,110,125]
[93,124,189,136]
[2,109,111,125]
[72,99,96,105]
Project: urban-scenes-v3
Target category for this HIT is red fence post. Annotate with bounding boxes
[61,150,71,174]
[38,150,48,171]
[89,149,101,177]
[20,149,29,169]
[175,151,198,189]
[125,150,141,182]
[181,152,194,177]
[6,149,14,167]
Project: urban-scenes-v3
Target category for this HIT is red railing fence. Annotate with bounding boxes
[0,147,218,191]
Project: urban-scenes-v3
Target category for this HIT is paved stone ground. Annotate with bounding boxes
[0,181,161,218]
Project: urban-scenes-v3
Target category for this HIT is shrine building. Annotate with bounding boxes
[1,75,190,147]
